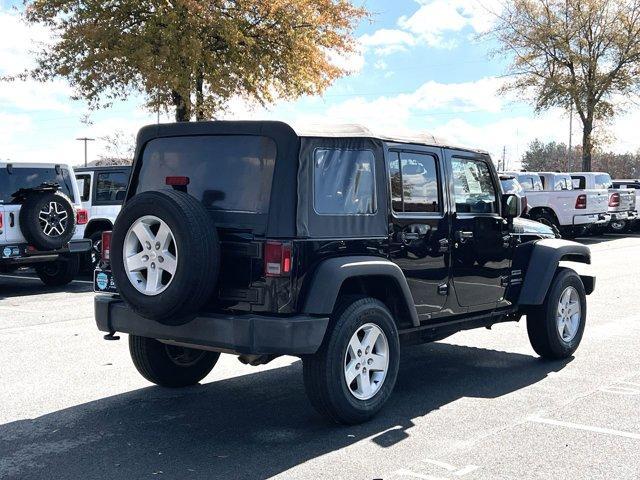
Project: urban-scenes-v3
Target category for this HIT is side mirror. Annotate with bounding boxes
[501,193,521,219]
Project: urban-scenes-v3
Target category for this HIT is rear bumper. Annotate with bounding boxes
[0,239,91,265]
[610,211,638,222]
[94,295,330,356]
[573,213,611,226]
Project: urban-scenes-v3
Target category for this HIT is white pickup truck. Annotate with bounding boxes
[0,162,91,285]
[503,171,610,238]
[571,172,638,233]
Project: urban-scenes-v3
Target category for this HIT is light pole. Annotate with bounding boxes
[76,137,95,167]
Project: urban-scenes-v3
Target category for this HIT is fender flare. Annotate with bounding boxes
[302,256,420,327]
[519,239,594,305]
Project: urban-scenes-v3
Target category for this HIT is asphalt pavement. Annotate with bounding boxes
[1,234,639,480]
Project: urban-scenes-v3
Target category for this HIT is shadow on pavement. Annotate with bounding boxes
[0,342,571,480]
[0,272,93,300]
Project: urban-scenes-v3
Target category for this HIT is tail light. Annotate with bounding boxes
[76,209,89,225]
[101,231,112,264]
[264,241,292,277]
[0,212,3,230]
[166,176,190,186]
[575,194,587,209]
[523,196,529,215]
[609,192,620,207]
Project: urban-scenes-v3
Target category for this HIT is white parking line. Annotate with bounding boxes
[529,417,640,440]
[0,274,94,285]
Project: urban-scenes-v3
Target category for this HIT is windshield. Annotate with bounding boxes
[0,166,75,204]
[135,135,276,214]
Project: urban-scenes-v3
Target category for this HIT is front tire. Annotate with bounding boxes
[526,269,586,360]
[303,297,400,424]
[35,254,80,286]
[129,335,220,387]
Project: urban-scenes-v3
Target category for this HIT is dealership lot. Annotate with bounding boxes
[1,235,639,480]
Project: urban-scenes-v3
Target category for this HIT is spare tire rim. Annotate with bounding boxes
[556,286,581,343]
[343,323,389,401]
[38,201,69,237]
[123,215,178,296]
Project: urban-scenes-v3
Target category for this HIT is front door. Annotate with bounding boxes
[387,146,450,321]
[446,152,512,310]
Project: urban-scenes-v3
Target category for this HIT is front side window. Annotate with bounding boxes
[518,176,534,191]
[451,158,498,214]
[313,149,376,215]
[96,171,130,203]
[390,151,440,213]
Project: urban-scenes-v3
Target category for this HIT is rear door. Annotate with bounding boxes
[446,151,512,310]
[387,145,451,320]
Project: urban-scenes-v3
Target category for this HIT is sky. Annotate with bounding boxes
[2,0,640,167]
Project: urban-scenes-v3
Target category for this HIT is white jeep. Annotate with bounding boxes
[0,162,91,285]
[75,166,131,269]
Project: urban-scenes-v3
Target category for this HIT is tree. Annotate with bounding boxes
[15,1,367,121]
[521,139,572,172]
[521,138,640,177]
[89,130,136,166]
[492,0,640,171]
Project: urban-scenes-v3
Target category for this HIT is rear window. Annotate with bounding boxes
[0,166,75,204]
[135,136,276,214]
[595,174,613,189]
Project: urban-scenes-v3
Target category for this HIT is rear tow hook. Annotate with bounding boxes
[103,331,120,341]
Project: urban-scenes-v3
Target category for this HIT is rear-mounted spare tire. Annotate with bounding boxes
[19,192,76,250]
[111,190,220,325]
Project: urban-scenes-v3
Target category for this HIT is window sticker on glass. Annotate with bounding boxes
[464,163,483,194]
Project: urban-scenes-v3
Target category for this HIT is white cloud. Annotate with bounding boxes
[398,0,502,48]
[359,29,417,56]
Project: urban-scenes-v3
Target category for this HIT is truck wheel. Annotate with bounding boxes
[302,297,400,424]
[526,269,586,360]
[530,211,561,238]
[608,219,627,233]
[19,192,76,250]
[110,190,220,324]
[34,254,80,286]
[129,335,220,388]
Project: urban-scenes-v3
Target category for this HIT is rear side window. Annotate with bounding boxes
[571,176,586,189]
[389,151,440,213]
[313,149,376,215]
[136,136,276,214]
[76,174,91,202]
[95,171,130,204]
[451,158,498,214]
[0,166,75,204]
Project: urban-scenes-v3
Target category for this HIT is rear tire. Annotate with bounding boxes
[608,219,628,233]
[303,296,400,424]
[20,192,76,250]
[35,254,80,286]
[527,269,586,360]
[111,190,220,324]
[129,335,220,388]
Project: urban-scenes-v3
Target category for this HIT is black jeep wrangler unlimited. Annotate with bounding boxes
[95,121,594,424]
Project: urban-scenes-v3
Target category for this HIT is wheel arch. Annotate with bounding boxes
[84,218,113,238]
[528,206,560,224]
[301,256,420,328]
[519,239,594,306]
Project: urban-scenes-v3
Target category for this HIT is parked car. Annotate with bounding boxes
[94,121,594,424]
[504,171,609,238]
[0,162,91,285]
[571,172,637,233]
[75,165,131,269]
[612,179,640,231]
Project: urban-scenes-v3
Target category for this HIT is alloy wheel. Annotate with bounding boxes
[343,323,389,400]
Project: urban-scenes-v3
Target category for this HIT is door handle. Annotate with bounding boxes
[455,230,473,243]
